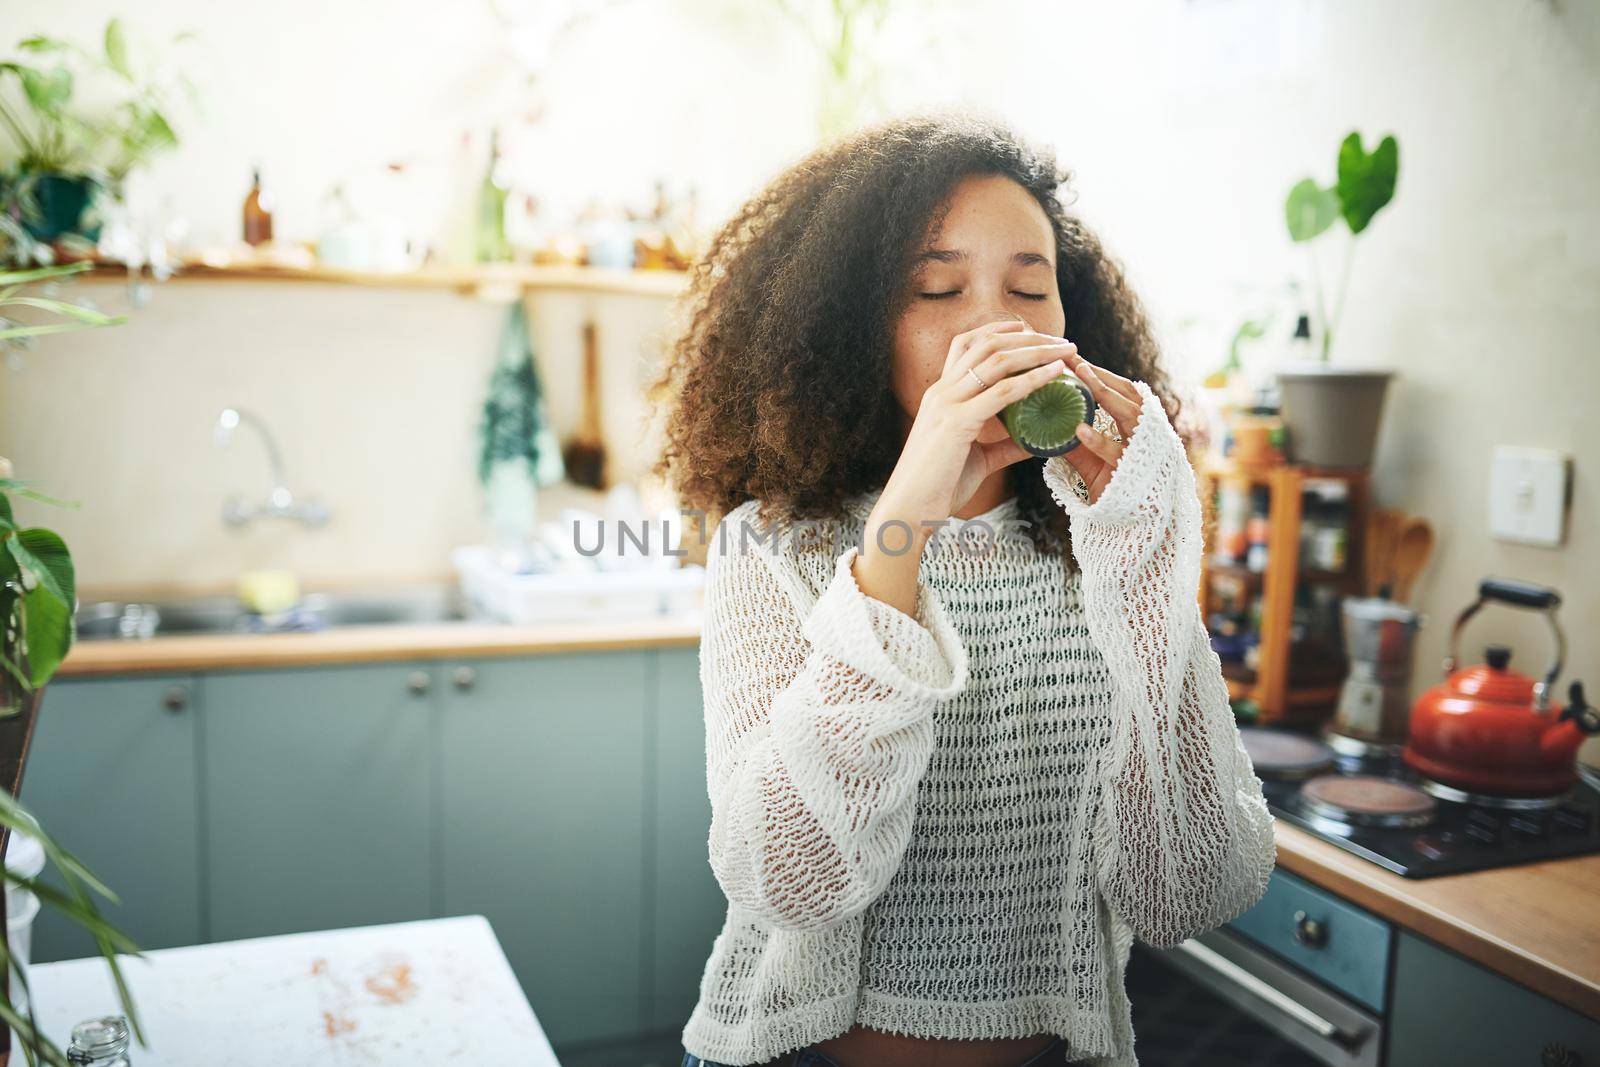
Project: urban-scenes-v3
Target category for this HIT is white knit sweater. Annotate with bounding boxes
[682,379,1275,1067]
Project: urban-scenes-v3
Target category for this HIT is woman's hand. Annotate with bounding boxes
[1057,353,1148,505]
[855,319,1075,616]
[879,319,1078,531]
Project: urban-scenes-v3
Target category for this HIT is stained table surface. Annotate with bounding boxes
[19,914,558,1065]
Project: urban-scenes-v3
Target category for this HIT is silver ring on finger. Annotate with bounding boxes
[966,366,988,389]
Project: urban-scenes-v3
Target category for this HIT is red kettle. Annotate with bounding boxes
[1403,577,1600,798]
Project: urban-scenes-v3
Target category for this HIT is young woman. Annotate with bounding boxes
[648,110,1275,1067]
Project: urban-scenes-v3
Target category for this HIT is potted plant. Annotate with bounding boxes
[1277,130,1399,469]
[0,18,195,252]
[0,260,142,1065]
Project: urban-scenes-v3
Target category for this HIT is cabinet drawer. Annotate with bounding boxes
[1228,868,1391,1011]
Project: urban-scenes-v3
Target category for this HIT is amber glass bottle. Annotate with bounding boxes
[243,167,274,246]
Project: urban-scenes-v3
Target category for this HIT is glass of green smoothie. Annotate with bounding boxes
[965,308,1097,458]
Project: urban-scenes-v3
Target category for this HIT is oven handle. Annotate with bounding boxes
[1171,937,1364,1048]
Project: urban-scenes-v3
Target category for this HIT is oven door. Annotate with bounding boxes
[1126,926,1383,1067]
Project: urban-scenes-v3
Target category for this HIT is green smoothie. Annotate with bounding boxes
[1001,370,1097,458]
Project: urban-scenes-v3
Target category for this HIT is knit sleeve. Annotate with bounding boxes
[1041,380,1275,949]
[699,519,969,934]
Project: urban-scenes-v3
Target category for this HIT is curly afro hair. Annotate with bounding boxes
[646,107,1189,571]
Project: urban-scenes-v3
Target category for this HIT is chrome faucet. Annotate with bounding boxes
[214,407,330,528]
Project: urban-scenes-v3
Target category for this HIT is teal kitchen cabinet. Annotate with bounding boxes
[1387,930,1600,1066]
[21,642,704,1056]
[436,651,649,1050]
[649,645,724,1033]
[202,662,433,941]
[21,674,203,962]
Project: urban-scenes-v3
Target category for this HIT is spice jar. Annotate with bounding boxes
[1300,480,1350,571]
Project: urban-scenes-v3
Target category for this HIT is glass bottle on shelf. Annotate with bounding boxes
[476,128,510,263]
[1214,481,1249,564]
[1244,485,1271,572]
[1299,490,1324,566]
[1282,311,1315,365]
[242,166,273,246]
[1315,482,1350,571]
[1299,480,1350,571]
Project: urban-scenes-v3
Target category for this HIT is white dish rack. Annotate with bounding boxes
[451,545,704,624]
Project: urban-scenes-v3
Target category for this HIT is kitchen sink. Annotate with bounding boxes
[74,583,473,640]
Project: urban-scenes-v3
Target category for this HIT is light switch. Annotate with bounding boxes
[1488,446,1570,546]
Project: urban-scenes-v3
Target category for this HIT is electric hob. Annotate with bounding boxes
[1241,726,1600,878]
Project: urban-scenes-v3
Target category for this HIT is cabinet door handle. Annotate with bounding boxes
[1292,909,1328,948]
[406,670,431,696]
[162,686,189,713]
[452,666,477,692]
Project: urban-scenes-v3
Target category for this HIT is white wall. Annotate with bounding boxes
[4,1,1598,744]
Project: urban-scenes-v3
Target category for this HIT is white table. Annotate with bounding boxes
[18,915,560,1065]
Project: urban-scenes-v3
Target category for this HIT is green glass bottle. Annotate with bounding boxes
[476,129,510,263]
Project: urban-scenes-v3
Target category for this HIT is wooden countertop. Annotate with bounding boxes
[55,613,703,676]
[1273,818,1600,1022]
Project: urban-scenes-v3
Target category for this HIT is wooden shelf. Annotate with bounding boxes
[1198,456,1370,723]
[1200,456,1369,484]
[1209,559,1351,588]
[1299,566,1352,585]
[83,259,691,298]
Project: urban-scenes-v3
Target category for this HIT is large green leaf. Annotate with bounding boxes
[19,583,72,687]
[1335,131,1398,235]
[9,527,74,608]
[105,18,132,79]
[120,101,177,156]
[17,65,73,113]
[7,528,74,687]
[1285,178,1340,242]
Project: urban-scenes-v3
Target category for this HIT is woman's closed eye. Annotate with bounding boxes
[919,291,1048,300]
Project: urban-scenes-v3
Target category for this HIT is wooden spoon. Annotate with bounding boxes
[1390,518,1435,605]
[562,317,608,490]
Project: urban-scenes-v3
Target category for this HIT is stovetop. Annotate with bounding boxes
[1262,751,1600,878]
